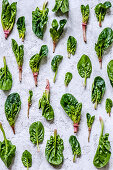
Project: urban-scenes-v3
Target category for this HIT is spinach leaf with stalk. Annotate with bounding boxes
[27,90,33,119]
[91,76,105,110]
[21,150,32,170]
[0,123,16,168]
[39,79,54,120]
[50,19,67,53]
[81,5,89,42]
[69,135,81,162]
[93,117,111,168]
[32,1,49,39]
[77,54,92,88]
[45,129,64,165]
[95,2,111,27]
[52,0,69,14]
[29,45,48,86]
[95,27,113,69]
[67,36,77,58]
[0,56,12,91]
[29,121,44,152]
[1,0,17,39]
[17,16,26,42]
[64,72,72,86]
[12,39,24,82]
[86,113,95,142]
[107,60,113,87]
[60,93,82,133]
[105,98,112,117]
[5,93,21,134]
[51,55,63,83]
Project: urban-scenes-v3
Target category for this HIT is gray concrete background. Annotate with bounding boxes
[0,0,113,169]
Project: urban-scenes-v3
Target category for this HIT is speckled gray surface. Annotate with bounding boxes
[0,0,113,170]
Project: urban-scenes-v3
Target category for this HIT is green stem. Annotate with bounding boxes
[73,154,76,162]
[99,13,102,27]
[0,123,8,154]
[43,0,48,10]
[54,129,57,156]
[84,73,87,88]
[94,100,98,110]
[27,162,29,170]
[53,70,58,83]
[3,56,7,79]
[68,53,71,58]
[99,116,104,138]
[37,139,40,152]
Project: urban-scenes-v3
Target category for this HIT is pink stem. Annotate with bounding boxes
[73,123,79,133]
[4,30,10,39]
[99,58,102,69]
[19,66,22,82]
[33,72,38,86]
[82,23,87,43]
[45,79,50,92]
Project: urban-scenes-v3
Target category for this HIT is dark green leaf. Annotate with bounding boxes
[81,4,90,23]
[52,0,69,13]
[17,16,26,42]
[107,60,113,87]
[45,129,64,165]
[64,72,72,86]
[105,98,112,116]
[21,150,32,169]
[67,36,77,58]
[86,113,95,129]
[0,57,12,91]
[91,76,105,110]
[29,121,44,151]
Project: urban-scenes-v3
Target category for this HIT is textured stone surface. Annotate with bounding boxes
[0,0,113,169]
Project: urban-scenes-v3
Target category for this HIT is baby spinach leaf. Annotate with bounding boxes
[69,135,81,162]
[81,5,90,42]
[93,117,111,168]
[39,79,54,120]
[95,2,111,27]
[27,90,33,119]
[86,113,95,142]
[107,60,113,87]
[0,56,12,91]
[5,93,21,134]
[1,0,17,39]
[45,129,64,165]
[21,150,32,169]
[32,1,49,39]
[29,121,44,151]
[52,0,69,14]
[29,45,48,86]
[60,93,82,133]
[64,72,72,86]
[105,98,112,116]
[67,36,77,58]
[12,39,24,82]
[0,123,16,168]
[77,54,92,88]
[95,27,113,68]
[91,76,105,110]
[50,19,67,52]
[51,55,63,83]
[17,16,26,42]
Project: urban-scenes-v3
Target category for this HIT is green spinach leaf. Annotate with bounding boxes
[67,36,77,58]
[60,93,82,133]
[1,0,17,39]
[0,56,12,91]
[12,39,24,82]
[29,45,48,86]
[17,16,26,42]
[95,27,113,68]
[45,129,64,165]
[32,1,49,39]
[91,76,105,110]
[21,150,32,170]
[51,55,63,83]
[5,93,21,134]
[64,72,72,86]
[77,54,92,88]
[29,121,44,151]
[50,19,67,52]
[69,135,81,162]
[107,60,113,87]
[93,117,111,168]
[52,0,69,14]
[81,4,90,42]
[86,113,95,142]
[27,90,33,118]
[105,98,112,116]
[39,79,54,120]
[95,2,111,27]
[0,123,16,168]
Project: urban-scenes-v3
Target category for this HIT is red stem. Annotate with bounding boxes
[4,30,10,39]
[45,79,50,92]
[82,23,87,43]
[53,41,56,53]
[99,58,102,69]
[88,128,91,142]
[73,123,79,133]
[11,125,15,134]
[33,72,38,86]
[19,66,22,82]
